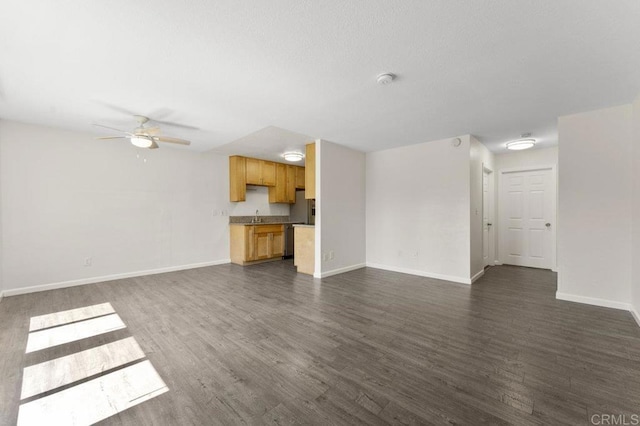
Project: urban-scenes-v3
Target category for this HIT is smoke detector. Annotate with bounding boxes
[377,73,395,85]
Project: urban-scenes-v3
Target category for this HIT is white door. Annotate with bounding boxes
[499,168,555,269]
[482,169,492,267]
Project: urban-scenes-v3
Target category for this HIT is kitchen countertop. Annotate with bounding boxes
[292,224,315,228]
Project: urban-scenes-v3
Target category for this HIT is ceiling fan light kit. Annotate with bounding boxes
[93,115,191,150]
[282,152,304,162]
[130,135,153,148]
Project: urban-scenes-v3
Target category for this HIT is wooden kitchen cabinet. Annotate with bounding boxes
[229,155,304,203]
[229,156,246,202]
[230,224,284,265]
[286,166,296,203]
[305,143,315,199]
[295,166,305,189]
[245,157,262,185]
[268,163,287,203]
[269,163,297,204]
[245,158,276,187]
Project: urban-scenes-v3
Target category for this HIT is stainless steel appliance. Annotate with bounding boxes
[307,199,316,225]
[283,224,295,259]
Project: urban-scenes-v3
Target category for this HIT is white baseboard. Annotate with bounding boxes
[366,262,471,285]
[555,292,631,311]
[2,259,231,297]
[471,269,484,284]
[315,263,366,279]
[494,261,503,266]
[631,306,640,328]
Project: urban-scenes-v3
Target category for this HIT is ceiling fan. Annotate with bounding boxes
[93,115,191,149]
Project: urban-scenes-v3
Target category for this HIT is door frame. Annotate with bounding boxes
[497,164,557,271]
[482,165,495,268]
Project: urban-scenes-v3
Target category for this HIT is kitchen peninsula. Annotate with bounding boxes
[293,224,314,275]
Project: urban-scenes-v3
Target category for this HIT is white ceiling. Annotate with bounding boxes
[1,1,639,154]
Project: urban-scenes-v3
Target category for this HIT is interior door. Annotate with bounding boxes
[482,169,492,267]
[499,168,555,269]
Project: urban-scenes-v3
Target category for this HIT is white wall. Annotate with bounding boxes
[632,95,640,322]
[317,140,366,277]
[495,146,558,171]
[469,136,495,279]
[366,136,471,283]
[0,120,232,294]
[558,105,633,308]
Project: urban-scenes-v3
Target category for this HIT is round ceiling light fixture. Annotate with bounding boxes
[506,139,536,151]
[377,73,395,85]
[130,135,153,148]
[282,151,304,162]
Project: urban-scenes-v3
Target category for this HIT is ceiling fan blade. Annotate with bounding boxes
[93,123,131,134]
[154,136,191,145]
[137,126,161,135]
[96,136,126,140]
[149,140,159,149]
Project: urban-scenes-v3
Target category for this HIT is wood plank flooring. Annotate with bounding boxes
[1,262,639,425]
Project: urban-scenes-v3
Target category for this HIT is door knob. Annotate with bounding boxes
[487,223,492,226]
[545,223,551,227]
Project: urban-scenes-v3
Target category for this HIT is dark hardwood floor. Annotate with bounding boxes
[1,262,639,425]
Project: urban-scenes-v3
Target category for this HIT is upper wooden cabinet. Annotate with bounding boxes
[305,143,316,199]
[295,166,305,189]
[269,163,288,203]
[229,156,246,202]
[245,158,276,186]
[269,164,302,203]
[286,165,296,203]
[230,155,305,203]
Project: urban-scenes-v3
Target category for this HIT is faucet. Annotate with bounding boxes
[252,209,261,223]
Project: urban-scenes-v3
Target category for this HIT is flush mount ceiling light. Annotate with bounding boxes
[376,73,395,85]
[506,139,536,150]
[130,135,153,148]
[282,152,304,162]
[506,133,536,151]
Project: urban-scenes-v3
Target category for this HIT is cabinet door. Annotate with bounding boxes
[269,163,287,203]
[286,165,296,203]
[254,232,271,260]
[262,161,276,186]
[246,158,262,185]
[229,156,246,202]
[295,166,305,189]
[271,232,284,257]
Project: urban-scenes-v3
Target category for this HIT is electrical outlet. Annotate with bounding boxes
[328,250,334,260]
[84,257,92,267]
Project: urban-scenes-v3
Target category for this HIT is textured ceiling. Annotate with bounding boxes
[1,1,639,154]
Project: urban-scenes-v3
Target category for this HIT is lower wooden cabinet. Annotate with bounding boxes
[230,224,284,265]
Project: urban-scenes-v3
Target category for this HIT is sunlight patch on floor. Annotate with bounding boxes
[26,313,126,353]
[18,360,168,426]
[29,302,115,332]
[18,304,168,425]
